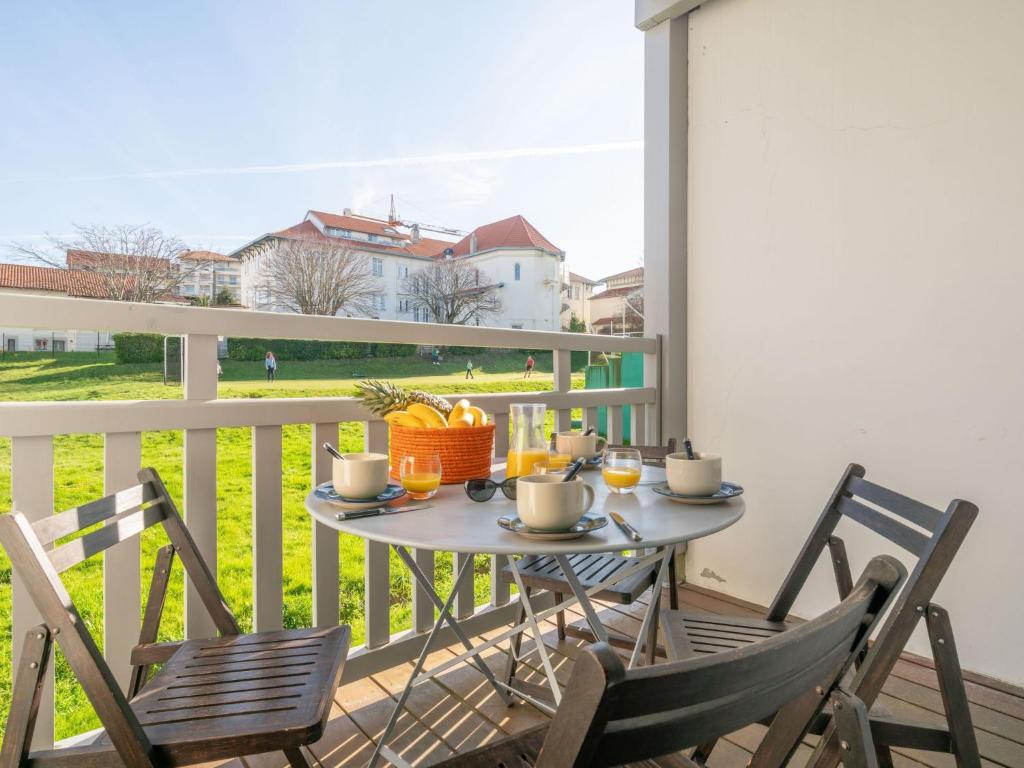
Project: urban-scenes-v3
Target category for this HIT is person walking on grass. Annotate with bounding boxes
[465,359,475,380]
[265,351,277,382]
[524,353,535,378]
[431,347,440,365]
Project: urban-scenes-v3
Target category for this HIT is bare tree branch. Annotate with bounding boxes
[261,235,382,316]
[7,223,209,303]
[402,257,503,325]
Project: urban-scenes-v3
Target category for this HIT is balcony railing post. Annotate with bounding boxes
[364,420,391,648]
[312,422,339,627]
[552,348,572,433]
[183,333,219,640]
[489,409,511,607]
[103,431,142,690]
[252,424,283,632]
[10,435,55,748]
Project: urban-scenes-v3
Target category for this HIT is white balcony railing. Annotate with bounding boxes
[0,293,660,747]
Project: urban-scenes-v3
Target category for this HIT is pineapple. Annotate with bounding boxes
[356,379,453,417]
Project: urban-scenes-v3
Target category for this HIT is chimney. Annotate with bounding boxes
[343,207,353,215]
[410,223,421,243]
[469,232,478,255]
[443,247,454,260]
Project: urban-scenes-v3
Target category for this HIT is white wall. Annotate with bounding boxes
[685,0,1024,685]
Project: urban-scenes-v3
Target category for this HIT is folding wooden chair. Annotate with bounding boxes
[0,467,350,768]
[659,463,980,768]
[500,440,678,692]
[437,556,904,768]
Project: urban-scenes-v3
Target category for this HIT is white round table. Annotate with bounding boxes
[306,464,744,555]
[305,463,744,768]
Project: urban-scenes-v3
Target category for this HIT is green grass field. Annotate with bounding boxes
[0,350,585,740]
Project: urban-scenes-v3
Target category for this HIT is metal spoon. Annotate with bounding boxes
[323,442,346,461]
[562,458,586,482]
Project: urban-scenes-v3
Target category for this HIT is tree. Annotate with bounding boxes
[403,257,502,325]
[9,223,208,303]
[261,235,381,316]
[566,313,587,333]
[214,288,235,306]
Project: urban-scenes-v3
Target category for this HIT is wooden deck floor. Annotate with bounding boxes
[226,584,1024,768]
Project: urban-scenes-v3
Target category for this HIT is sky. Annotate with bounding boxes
[0,1,644,281]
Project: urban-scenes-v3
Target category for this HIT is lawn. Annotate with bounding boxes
[0,350,588,740]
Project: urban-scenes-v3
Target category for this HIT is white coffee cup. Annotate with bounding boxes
[555,431,607,460]
[665,452,722,496]
[332,452,390,499]
[516,475,595,531]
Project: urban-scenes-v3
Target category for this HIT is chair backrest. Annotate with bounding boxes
[535,556,904,768]
[764,463,977,708]
[605,437,678,466]
[0,467,239,765]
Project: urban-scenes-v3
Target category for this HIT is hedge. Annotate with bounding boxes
[227,337,416,361]
[113,333,177,364]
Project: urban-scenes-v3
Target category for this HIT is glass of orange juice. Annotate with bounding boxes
[506,448,550,478]
[602,448,642,494]
[400,454,442,500]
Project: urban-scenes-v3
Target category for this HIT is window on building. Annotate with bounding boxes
[7,338,17,352]
[514,263,521,281]
[376,294,387,311]
[53,340,66,353]
[413,308,420,322]
[372,257,383,277]
[34,338,48,351]
[574,286,581,299]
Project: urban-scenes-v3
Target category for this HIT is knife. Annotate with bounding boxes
[336,504,433,521]
[609,511,643,542]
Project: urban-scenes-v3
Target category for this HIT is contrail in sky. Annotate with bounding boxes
[2,141,643,184]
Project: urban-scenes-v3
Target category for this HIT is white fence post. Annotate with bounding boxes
[364,420,391,648]
[312,422,339,627]
[553,349,572,434]
[183,333,219,640]
[104,431,142,691]
[10,435,54,748]
[252,424,283,632]
[489,409,511,607]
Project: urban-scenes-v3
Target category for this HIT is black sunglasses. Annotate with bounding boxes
[464,477,518,502]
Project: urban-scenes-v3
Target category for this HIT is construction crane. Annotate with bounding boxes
[387,194,468,237]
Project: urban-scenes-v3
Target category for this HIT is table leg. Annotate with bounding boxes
[368,549,497,768]
[505,554,563,706]
[392,546,511,704]
[629,546,674,668]
[553,553,611,645]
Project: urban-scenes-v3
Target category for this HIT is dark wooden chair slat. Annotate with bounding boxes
[30,482,159,545]
[605,438,678,466]
[502,553,657,604]
[836,496,929,556]
[847,475,943,532]
[47,505,167,573]
[436,557,902,768]
[0,467,353,768]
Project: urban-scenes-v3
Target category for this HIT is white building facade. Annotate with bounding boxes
[232,210,565,330]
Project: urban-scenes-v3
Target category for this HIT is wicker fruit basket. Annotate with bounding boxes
[388,423,495,484]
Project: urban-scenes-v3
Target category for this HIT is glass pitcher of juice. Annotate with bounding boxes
[507,403,549,477]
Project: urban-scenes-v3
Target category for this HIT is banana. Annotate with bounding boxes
[448,398,471,425]
[466,406,487,426]
[384,410,426,428]
[449,412,476,429]
[448,399,471,430]
[407,403,447,429]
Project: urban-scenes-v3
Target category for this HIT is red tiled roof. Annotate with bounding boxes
[0,263,110,298]
[309,211,407,238]
[449,215,560,257]
[599,266,644,283]
[264,220,452,259]
[589,284,642,301]
[406,236,455,258]
[273,220,331,241]
[568,271,599,285]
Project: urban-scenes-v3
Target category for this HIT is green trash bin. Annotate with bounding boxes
[585,353,643,441]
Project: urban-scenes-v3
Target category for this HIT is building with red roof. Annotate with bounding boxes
[230,207,567,330]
